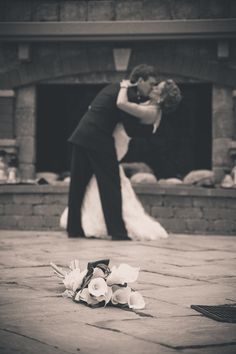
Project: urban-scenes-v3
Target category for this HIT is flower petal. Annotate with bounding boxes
[97,286,113,305]
[63,269,86,291]
[128,291,145,309]
[106,266,124,286]
[88,277,108,297]
[75,288,100,305]
[111,286,131,305]
[118,264,140,283]
[107,264,140,285]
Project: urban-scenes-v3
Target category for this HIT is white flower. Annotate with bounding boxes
[63,269,87,292]
[88,277,108,297]
[128,291,145,310]
[106,264,140,285]
[75,288,100,305]
[111,286,132,305]
[75,285,112,306]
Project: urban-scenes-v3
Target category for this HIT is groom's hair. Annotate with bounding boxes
[129,64,156,84]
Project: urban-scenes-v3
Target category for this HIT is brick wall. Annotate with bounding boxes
[0,185,235,235]
[0,186,67,230]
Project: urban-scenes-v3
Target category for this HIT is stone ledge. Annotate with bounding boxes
[0,183,236,198]
[0,184,68,194]
[0,90,15,97]
[134,183,236,197]
[0,139,18,154]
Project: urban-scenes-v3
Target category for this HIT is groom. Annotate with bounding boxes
[67,64,157,240]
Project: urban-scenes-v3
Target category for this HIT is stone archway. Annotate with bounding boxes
[1,49,236,90]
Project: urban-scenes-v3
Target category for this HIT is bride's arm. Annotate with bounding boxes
[117,84,161,125]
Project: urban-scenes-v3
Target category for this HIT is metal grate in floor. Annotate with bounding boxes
[191,304,236,323]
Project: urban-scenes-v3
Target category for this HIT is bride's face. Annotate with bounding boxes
[149,81,166,103]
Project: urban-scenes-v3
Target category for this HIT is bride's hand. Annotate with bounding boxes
[120,79,137,88]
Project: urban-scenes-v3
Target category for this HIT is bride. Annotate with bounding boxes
[60,79,182,240]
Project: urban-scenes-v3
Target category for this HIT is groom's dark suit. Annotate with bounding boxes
[67,83,153,239]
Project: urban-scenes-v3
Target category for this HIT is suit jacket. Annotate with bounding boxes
[68,83,153,151]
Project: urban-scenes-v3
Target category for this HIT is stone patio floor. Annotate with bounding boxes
[0,230,235,354]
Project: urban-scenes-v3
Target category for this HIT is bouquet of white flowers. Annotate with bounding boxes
[50,259,145,310]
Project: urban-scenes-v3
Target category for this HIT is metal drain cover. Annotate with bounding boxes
[191,304,236,323]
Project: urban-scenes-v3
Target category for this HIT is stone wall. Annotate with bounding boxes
[0,0,236,21]
[0,0,236,91]
[0,185,236,235]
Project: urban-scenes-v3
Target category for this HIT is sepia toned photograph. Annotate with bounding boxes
[0,1,236,353]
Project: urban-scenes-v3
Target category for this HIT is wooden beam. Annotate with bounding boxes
[0,19,235,42]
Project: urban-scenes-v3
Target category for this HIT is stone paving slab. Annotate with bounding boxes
[91,316,236,348]
[0,230,236,354]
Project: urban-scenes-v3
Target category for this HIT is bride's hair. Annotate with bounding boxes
[152,79,182,114]
[129,64,156,84]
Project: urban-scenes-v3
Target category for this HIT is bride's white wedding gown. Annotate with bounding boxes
[60,123,168,240]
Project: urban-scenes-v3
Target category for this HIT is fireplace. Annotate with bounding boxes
[36,83,212,180]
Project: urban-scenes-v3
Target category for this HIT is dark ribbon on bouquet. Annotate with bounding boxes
[73,259,110,303]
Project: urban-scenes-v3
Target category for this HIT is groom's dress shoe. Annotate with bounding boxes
[121,236,132,241]
[68,232,86,238]
[112,235,132,241]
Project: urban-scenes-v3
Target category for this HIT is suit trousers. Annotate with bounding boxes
[67,144,128,239]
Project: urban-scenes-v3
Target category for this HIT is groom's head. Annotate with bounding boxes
[129,64,157,97]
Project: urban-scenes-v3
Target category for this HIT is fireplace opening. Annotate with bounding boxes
[36,83,212,179]
[36,84,106,174]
